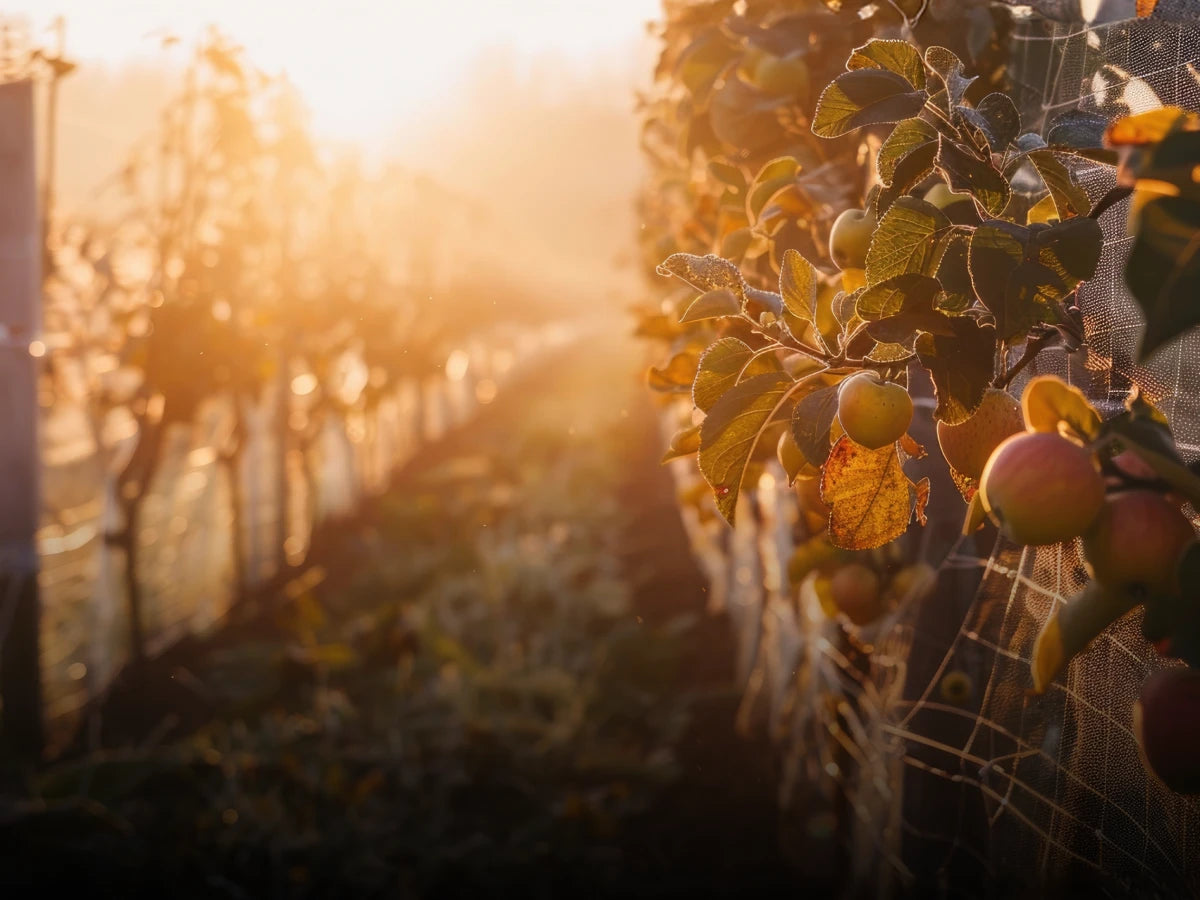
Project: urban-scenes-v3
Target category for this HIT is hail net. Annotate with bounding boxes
[685,7,1200,897]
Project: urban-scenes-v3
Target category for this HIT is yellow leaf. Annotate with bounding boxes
[1026,193,1060,225]
[820,436,921,550]
[662,424,701,462]
[961,489,988,535]
[913,476,930,526]
[1029,581,1139,694]
[842,267,867,293]
[647,351,700,391]
[1105,106,1200,147]
[1021,374,1101,440]
[899,432,926,461]
[1030,609,1064,695]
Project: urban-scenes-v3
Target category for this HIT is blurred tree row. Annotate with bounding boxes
[39,30,530,664]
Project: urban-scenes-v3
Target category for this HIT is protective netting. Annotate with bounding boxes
[664,6,1200,896]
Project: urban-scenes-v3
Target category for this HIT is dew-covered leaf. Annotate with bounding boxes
[659,252,748,301]
[924,45,974,110]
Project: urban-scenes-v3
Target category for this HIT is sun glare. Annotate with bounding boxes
[11,0,659,142]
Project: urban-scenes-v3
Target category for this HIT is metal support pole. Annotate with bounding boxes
[0,78,43,763]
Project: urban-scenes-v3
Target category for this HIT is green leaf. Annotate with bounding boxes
[700,372,795,523]
[811,68,926,139]
[1027,150,1092,218]
[677,31,737,104]
[914,317,997,424]
[968,218,1101,341]
[662,424,702,462]
[877,144,938,215]
[859,271,960,340]
[680,289,741,323]
[857,274,954,343]
[867,311,954,344]
[969,221,1031,340]
[959,92,1020,150]
[867,341,913,363]
[935,233,974,297]
[708,159,746,191]
[779,249,818,325]
[692,337,781,412]
[791,384,840,467]
[877,118,938,186]
[710,75,786,153]
[856,273,942,320]
[1126,196,1200,362]
[747,156,800,219]
[1046,109,1108,149]
[865,196,951,285]
[721,227,758,261]
[877,117,938,187]
[935,137,1011,216]
[847,39,927,90]
[1033,216,1103,284]
[1134,130,1200,202]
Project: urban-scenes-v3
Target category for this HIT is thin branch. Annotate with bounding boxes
[995,330,1058,389]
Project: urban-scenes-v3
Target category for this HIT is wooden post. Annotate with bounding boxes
[0,78,43,763]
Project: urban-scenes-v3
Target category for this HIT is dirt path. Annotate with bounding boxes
[20,324,802,897]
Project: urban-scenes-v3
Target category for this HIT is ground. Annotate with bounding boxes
[1,328,813,898]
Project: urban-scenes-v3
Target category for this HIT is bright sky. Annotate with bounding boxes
[11,1,661,141]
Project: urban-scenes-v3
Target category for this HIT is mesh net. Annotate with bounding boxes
[873,13,1200,897]
[665,7,1200,896]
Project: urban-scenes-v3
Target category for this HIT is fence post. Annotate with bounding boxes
[0,78,43,763]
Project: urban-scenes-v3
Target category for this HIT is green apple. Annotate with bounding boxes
[829,208,874,270]
[836,371,913,450]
